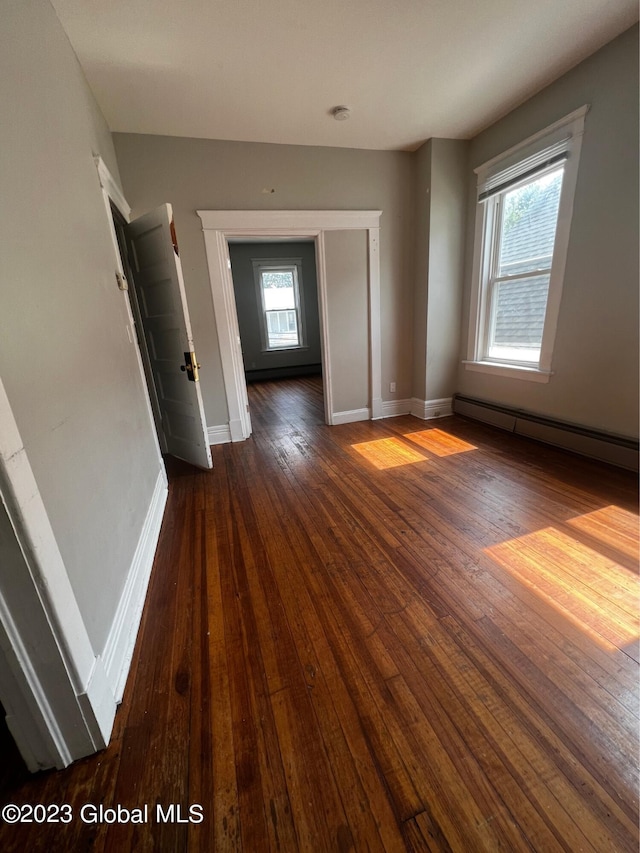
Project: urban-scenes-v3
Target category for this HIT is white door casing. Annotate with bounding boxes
[197,210,382,438]
[128,205,212,470]
[96,156,166,470]
[0,377,115,771]
[215,231,252,440]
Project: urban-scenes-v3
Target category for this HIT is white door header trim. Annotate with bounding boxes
[198,210,382,232]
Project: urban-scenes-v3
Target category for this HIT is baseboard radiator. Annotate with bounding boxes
[246,364,322,383]
[453,394,639,472]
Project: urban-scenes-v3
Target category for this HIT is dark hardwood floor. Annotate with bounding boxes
[1,375,638,851]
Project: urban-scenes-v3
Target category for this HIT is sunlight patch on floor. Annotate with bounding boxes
[485,523,640,651]
[565,505,639,563]
[403,428,477,457]
[351,437,428,469]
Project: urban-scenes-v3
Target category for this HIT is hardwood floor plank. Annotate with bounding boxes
[403,809,455,852]
[216,485,273,851]
[187,508,214,853]
[205,504,243,851]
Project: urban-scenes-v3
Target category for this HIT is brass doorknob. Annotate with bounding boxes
[181,351,200,382]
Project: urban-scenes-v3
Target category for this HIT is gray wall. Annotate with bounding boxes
[457,25,639,438]
[425,140,468,402]
[412,140,432,400]
[324,230,370,414]
[113,134,415,427]
[412,139,468,403]
[229,241,322,378]
[1,0,162,652]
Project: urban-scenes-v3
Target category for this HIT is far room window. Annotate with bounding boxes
[465,106,587,382]
[254,260,305,351]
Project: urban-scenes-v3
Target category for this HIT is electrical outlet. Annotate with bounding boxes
[390,382,396,393]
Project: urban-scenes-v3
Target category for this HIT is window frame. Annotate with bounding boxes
[465,106,588,383]
[252,258,306,352]
[483,162,564,366]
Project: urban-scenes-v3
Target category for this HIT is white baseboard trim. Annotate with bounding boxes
[207,424,232,445]
[380,399,412,418]
[102,470,168,703]
[229,417,245,442]
[371,396,384,420]
[332,408,371,425]
[411,397,453,420]
[80,656,115,748]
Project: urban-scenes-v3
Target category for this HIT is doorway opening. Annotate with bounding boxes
[198,209,383,443]
[228,238,324,433]
[111,203,166,451]
[0,701,28,788]
[96,155,211,469]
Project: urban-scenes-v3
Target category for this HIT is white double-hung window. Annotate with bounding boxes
[253,259,305,351]
[465,106,587,382]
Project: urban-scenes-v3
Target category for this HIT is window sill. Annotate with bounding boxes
[262,346,309,354]
[463,360,552,383]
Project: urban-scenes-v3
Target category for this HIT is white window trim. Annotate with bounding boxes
[252,258,307,352]
[465,105,588,382]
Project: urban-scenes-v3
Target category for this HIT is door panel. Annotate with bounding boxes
[127,204,212,469]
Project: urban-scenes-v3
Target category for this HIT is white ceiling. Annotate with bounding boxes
[51,0,638,151]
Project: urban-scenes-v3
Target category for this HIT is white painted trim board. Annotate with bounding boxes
[208,424,232,445]
[379,397,453,420]
[102,470,168,703]
[332,408,371,425]
[411,398,454,420]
